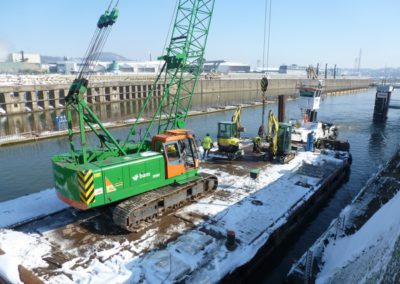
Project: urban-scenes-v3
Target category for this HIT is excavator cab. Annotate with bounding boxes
[216,106,245,159]
[152,129,199,179]
[217,122,240,152]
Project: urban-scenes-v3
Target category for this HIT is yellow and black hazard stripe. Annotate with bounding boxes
[77,170,95,204]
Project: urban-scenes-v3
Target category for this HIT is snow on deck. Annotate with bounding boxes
[0,151,346,283]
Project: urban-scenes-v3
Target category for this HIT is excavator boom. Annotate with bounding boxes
[267,110,279,156]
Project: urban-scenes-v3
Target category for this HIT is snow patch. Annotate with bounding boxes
[0,230,51,273]
[0,254,22,284]
[317,190,400,283]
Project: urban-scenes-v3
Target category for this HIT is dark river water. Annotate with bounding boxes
[0,88,399,282]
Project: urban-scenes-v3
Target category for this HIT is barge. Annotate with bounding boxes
[0,147,350,283]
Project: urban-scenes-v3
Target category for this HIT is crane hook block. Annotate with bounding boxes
[108,8,119,25]
[97,11,110,29]
[261,77,269,93]
[97,8,119,29]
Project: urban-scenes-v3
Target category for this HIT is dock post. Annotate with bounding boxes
[18,91,26,113]
[30,90,39,111]
[53,89,60,108]
[99,87,106,103]
[278,95,286,122]
[42,90,50,110]
[373,85,393,122]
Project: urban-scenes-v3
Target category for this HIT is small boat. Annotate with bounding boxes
[291,121,338,143]
[291,79,339,143]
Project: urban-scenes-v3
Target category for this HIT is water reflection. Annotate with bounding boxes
[0,90,263,137]
[368,122,387,165]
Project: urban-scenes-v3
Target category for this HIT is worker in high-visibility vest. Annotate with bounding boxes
[202,133,213,160]
[252,136,262,153]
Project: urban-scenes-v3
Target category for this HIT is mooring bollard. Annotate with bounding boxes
[226,230,237,251]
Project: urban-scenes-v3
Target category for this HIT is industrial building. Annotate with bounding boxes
[9,52,41,64]
[110,60,163,74]
[203,60,251,74]
[0,52,44,74]
[278,64,308,75]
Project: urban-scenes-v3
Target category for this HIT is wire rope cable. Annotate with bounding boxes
[262,0,272,72]
[265,0,272,72]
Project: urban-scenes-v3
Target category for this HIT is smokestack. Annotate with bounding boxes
[324,63,328,79]
[333,64,337,79]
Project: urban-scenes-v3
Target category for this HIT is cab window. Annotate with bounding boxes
[154,141,163,153]
[218,123,232,138]
[165,143,180,161]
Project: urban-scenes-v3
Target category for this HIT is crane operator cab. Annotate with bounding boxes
[152,129,200,179]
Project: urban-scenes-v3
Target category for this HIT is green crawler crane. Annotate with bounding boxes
[52,0,218,232]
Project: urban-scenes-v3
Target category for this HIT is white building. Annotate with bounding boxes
[203,60,251,74]
[115,61,163,74]
[278,64,307,76]
[9,53,41,64]
[56,61,78,74]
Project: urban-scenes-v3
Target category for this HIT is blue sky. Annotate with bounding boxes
[0,0,399,68]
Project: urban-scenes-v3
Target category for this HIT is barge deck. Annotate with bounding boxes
[0,149,350,283]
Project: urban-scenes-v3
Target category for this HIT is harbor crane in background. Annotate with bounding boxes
[52,0,218,232]
[306,65,318,79]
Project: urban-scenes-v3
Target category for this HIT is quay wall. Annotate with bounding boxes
[0,78,373,115]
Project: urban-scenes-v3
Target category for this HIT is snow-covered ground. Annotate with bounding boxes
[0,131,68,145]
[0,151,347,284]
[317,190,400,283]
[0,74,156,87]
[0,74,75,86]
[0,134,26,143]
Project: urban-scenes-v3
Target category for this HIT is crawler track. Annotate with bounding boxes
[113,173,218,232]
